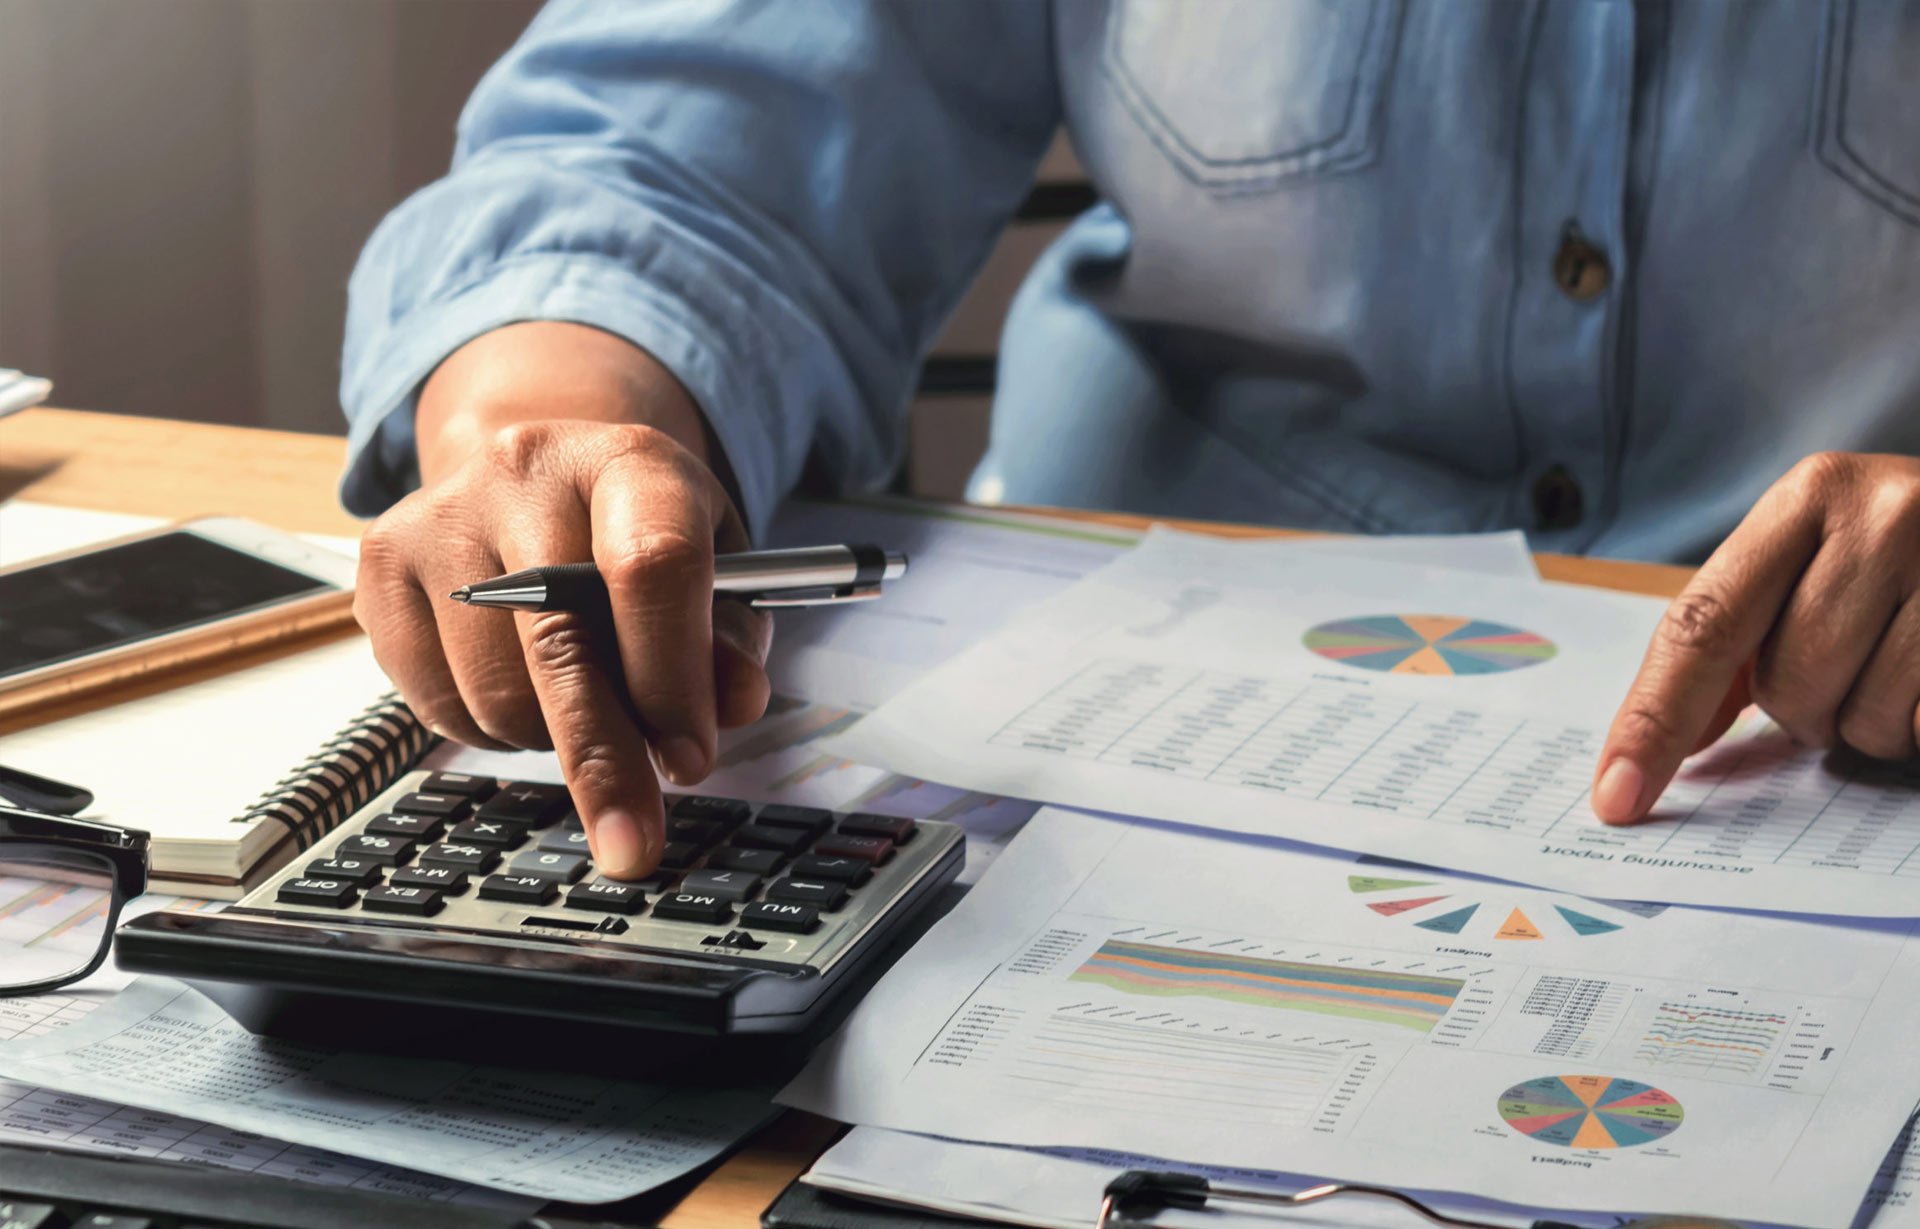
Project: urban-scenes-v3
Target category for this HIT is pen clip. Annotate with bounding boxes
[745,584,886,609]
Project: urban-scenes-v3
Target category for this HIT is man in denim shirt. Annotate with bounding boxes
[341,2,1920,879]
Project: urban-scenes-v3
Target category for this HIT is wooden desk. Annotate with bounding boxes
[1,406,1695,1227]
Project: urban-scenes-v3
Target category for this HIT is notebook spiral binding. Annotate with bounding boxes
[234,691,440,851]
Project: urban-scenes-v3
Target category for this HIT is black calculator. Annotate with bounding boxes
[118,772,964,1060]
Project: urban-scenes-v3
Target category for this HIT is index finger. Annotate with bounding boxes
[589,450,744,786]
[496,519,665,880]
[1591,497,1821,824]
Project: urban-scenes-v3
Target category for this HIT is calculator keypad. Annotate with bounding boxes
[251,773,959,975]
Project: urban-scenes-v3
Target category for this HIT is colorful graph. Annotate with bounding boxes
[1348,875,1666,941]
[1634,1002,1787,1077]
[1497,1075,1684,1149]
[1068,939,1464,1032]
[1303,615,1557,676]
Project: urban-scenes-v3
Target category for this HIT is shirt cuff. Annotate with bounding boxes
[338,251,788,541]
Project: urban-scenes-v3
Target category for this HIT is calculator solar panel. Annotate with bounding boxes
[117,773,964,1053]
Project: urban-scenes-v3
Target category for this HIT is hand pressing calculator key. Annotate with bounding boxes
[118,773,964,1061]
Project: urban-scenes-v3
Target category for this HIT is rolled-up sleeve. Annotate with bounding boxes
[338,0,1060,537]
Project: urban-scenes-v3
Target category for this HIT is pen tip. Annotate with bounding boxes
[449,587,471,604]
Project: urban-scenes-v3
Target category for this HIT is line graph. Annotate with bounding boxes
[1633,1002,1788,1077]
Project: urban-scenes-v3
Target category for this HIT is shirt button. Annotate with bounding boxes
[1552,226,1610,301]
[1533,465,1585,531]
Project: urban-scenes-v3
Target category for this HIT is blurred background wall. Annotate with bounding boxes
[0,0,1080,498]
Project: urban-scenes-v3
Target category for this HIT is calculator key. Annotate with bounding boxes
[652,892,734,924]
[730,823,813,854]
[631,870,681,894]
[475,782,571,826]
[338,833,415,865]
[366,812,444,841]
[448,818,525,850]
[707,846,784,875]
[423,771,498,799]
[765,877,848,910]
[537,827,593,855]
[390,791,473,821]
[0,1202,61,1229]
[362,884,444,917]
[679,868,761,902]
[306,857,384,887]
[418,842,500,874]
[671,795,754,826]
[838,813,918,843]
[277,877,357,908]
[507,851,589,883]
[755,804,832,834]
[812,833,894,865]
[752,806,829,837]
[666,816,727,847]
[391,864,468,893]
[479,874,558,905]
[659,840,704,869]
[739,901,822,934]
[566,880,648,914]
[790,854,872,885]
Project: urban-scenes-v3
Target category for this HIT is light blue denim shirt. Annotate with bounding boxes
[341,0,1920,563]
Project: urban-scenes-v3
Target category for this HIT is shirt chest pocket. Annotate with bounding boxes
[1102,0,1404,196]
[1815,0,1920,227]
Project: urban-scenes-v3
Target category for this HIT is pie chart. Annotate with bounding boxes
[1348,874,1667,940]
[1497,1075,1684,1149]
[1302,615,1557,676]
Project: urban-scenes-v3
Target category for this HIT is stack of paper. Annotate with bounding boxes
[772,523,1920,1228]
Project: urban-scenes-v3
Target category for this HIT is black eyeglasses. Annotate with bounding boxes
[0,799,148,996]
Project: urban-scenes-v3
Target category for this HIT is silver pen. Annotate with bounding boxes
[448,544,908,611]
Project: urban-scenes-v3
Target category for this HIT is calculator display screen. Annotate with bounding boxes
[0,531,338,679]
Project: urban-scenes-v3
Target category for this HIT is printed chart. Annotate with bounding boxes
[0,878,111,984]
[1496,1075,1684,1149]
[1303,615,1558,676]
[1069,939,1463,1032]
[1348,874,1668,941]
[984,659,1920,900]
[1633,1002,1790,1079]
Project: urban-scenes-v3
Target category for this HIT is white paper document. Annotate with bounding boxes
[0,1077,537,1211]
[762,499,1538,709]
[830,529,1920,915]
[442,515,1542,883]
[0,978,775,1202]
[781,809,1920,1227]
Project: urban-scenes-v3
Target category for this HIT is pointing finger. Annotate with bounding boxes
[1592,497,1820,824]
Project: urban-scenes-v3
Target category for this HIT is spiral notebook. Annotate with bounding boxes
[0,637,437,898]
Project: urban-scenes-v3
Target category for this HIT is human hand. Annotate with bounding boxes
[354,323,773,877]
[1593,452,1920,824]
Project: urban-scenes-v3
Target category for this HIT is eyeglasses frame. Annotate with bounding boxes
[0,803,149,996]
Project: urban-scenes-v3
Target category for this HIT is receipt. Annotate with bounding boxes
[0,979,776,1202]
